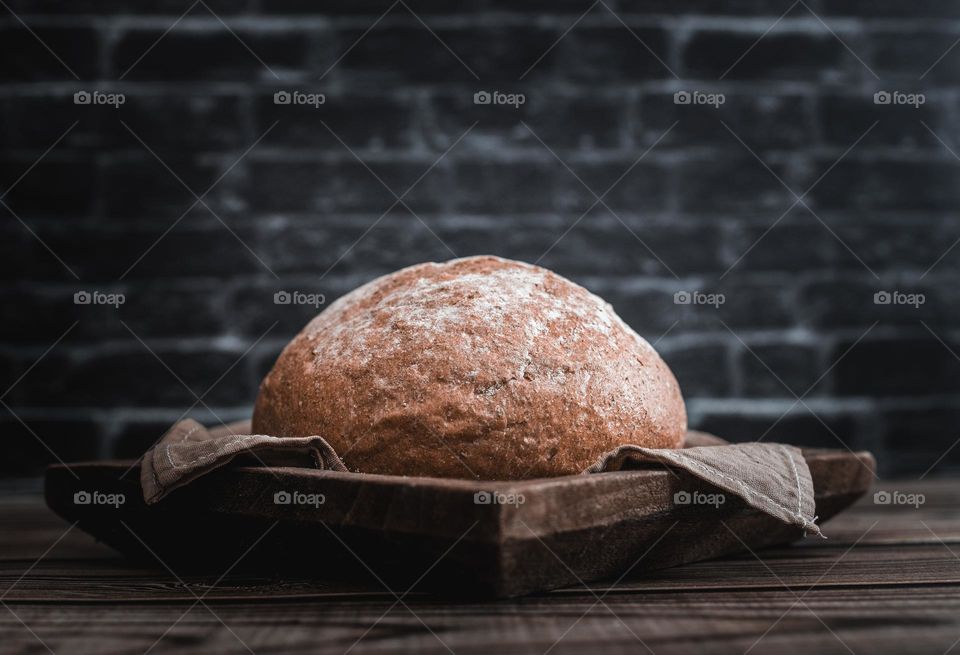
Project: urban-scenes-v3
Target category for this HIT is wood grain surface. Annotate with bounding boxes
[1,480,958,654]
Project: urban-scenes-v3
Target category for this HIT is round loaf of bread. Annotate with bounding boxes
[252,256,686,479]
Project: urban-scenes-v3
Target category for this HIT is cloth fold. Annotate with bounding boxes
[141,420,821,537]
[586,442,820,536]
[140,419,346,505]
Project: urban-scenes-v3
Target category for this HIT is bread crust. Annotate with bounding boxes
[252,256,686,479]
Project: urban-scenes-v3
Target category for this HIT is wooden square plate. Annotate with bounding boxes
[45,448,874,598]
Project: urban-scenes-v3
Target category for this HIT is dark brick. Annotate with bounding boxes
[0,219,261,282]
[0,224,75,282]
[922,227,960,274]
[0,414,101,476]
[641,285,727,332]
[526,94,627,149]
[818,93,939,149]
[253,215,406,278]
[109,418,180,460]
[682,31,848,81]
[4,0,252,13]
[796,277,907,329]
[100,156,233,218]
[711,278,797,329]
[335,26,559,84]
[0,349,68,407]
[340,159,451,210]
[808,158,960,211]
[483,0,612,12]
[102,94,247,150]
[696,409,865,450]
[0,96,104,151]
[229,278,350,338]
[536,215,723,277]
[826,1,960,18]
[556,27,673,82]
[253,212,491,282]
[639,92,811,149]
[0,26,99,81]
[263,0,459,14]
[925,282,960,330]
[333,26,465,83]
[0,287,78,344]
[451,159,558,213]
[428,92,625,151]
[872,31,960,82]
[739,342,824,397]
[419,26,561,84]
[21,348,257,408]
[619,0,799,14]
[428,216,554,266]
[74,220,270,281]
[675,155,796,213]
[801,274,960,330]
[661,342,731,398]
[82,283,227,340]
[725,220,836,273]
[255,92,415,149]
[423,93,528,152]
[245,158,450,214]
[882,408,960,476]
[828,220,958,274]
[833,337,960,397]
[111,30,311,81]
[552,159,672,215]
[0,157,96,217]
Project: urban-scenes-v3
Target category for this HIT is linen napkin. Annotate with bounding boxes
[141,419,821,537]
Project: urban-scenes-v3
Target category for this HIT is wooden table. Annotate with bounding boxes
[1,480,958,654]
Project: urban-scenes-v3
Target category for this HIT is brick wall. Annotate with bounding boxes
[2,1,959,479]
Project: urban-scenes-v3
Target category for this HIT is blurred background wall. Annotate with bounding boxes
[2,0,959,480]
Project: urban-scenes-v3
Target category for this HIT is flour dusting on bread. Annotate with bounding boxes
[253,256,686,479]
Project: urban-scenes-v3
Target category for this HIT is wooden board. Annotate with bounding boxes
[3,479,958,654]
[43,448,875,598]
